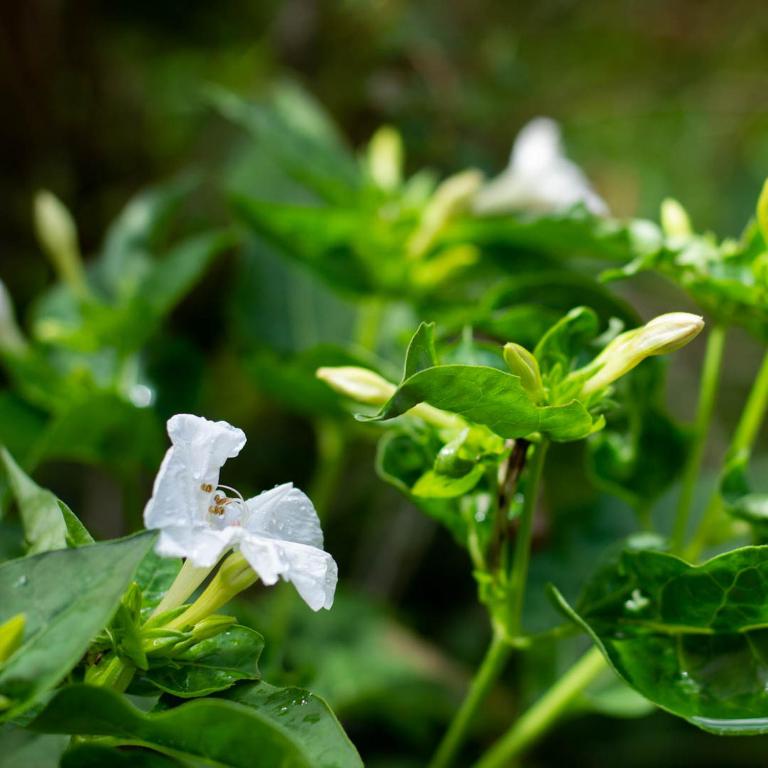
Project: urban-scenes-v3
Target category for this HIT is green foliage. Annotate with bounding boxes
[32,683,363,768]
[0,533,154,719]
[554,546,768,734]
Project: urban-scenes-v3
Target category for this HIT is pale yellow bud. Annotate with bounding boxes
[0,280,27,353]
[407,169,484,259]
[367,126,403,191]
[757,178,768,245]
[660,198,692,239]
[316,366,397,406]
[33,191,89,298]
[0,613,25,663]
[581,312,704,396]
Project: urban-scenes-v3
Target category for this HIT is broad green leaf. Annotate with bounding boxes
[212,84,361,204]
[0,447,92,553]
[443,205,642,264]
[100,177,195,299]
[139,625,264,698]
[554,545,768,734]
[233,198,373,293]
[61,743,180,768]
[0,532,154,719]
[0,724,67,768]
[32,683,363,768]
[364,364,595,442]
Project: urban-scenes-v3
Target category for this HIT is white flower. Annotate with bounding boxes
[144,414,337,611]
[473,117,608,216]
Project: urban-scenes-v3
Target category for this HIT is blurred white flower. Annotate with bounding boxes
[473,117,608,216]
[144,414,337,611]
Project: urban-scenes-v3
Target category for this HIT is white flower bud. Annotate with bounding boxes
[33,191,89,298]
[407,169,484,258]
[581,312,704,396]
[316,366,397,406]
[661,198,692,239]
[367,126,403,192]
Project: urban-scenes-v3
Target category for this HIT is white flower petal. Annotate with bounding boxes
[474,117,608,216]
[243,483,323,549]
[239,534,338,611]
[156,524,239,568]
[144,414,246,530]
[511,117,563,176]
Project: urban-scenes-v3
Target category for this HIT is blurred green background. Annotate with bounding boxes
[3,1,768,765]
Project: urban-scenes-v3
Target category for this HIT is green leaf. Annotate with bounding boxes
[403,322,439,379]
[140,625,264,698]
[0,532,155,719]
[211,83,361,204]
[0,447,92,553]
[412,465,485,499]
[133,550,182,615]
[364,364,595,442]
[534,306,600,379]
[375,430,467,542]
[32,683,362,768]
[553,545,768,734]
[61,743,181,768]
[721,449,768,527]
[100,177,195,299]
[0,724,67,768]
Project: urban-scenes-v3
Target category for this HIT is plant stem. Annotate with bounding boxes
[685,348,768,560]
[473,647,606,768]
[166,552,257,630]
[309,418,346,519]
[427,631,512,768]
[670,325,726,552]
[507,439,549,635]
[355,298,384,352]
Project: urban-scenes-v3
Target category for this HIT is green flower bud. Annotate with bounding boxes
[191,614,236,642]
[0,614,25,664]
[316,366,397,406]
[503,343,545,402]
[33,190,89,299]
[367,126,403,192]
[660,198,692,239]
[581,312,704,396]
[757,177,768,245]
[407,169,484,259]
[0,280,27,353]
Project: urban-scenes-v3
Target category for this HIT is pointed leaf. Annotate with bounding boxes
[554,546,768,734]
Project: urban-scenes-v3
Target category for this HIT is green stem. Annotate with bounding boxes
[428,631,512,768]
[166,552,257,630]
[507,440,549,635]
[686,348,768,561]
[151,558,213,617]
[670,325,726,552]
[355,298,384,352]
[86,654,136,693]
[473,647,606,768]
[309,418,346,519]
